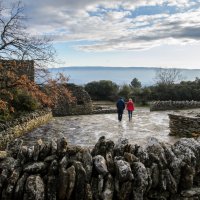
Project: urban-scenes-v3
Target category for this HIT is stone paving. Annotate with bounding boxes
[19,107,185,148]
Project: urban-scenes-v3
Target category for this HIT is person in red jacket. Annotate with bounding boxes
[126,98,135,121]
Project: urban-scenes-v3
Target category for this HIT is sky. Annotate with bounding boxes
[19,0,200,68]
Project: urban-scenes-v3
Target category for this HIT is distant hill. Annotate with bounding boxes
[48,66,200,86]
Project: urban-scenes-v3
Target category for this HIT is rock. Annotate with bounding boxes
[47,160,58,200]
[65,165,76,200]
[180,163,194,190]
[0,151,7,160]
[0,169,9,195]
[73,161,87,200]
[6,139,23,158]
[85,183,93,200]
[79,148,93,182]
[4,168,21,199]
[114,159,133,182]
[172,138,197,167]
[0,157,18,171]
[23,162,47,173]
[132,162,148,198]
[150,163,159,189]
[33,139,45,161]
[118,181,132,200]
[101,174,114,200]
[56,137,68,157]
[145,137,167,168]
[124,152,139,166]
[91,136,114,157]
[105,152,114,174]
[91,177,100,200]
[14,173,28,200]
[24,175,45,200]
[134,146,149,166]
[161,169,177,194]
[50,138,57,154]
[58,157,70,200]
[181,187,200,197]
[93,155,109,176]
[44,155,58,163]
[114,138,129,156]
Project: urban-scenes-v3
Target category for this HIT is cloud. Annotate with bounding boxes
[22,0,200,51]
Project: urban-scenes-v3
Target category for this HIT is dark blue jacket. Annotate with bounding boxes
[116,98,125,112]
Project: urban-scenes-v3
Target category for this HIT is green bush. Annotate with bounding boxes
[12,89,41,112]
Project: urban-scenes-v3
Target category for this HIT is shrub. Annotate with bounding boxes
[12,89,41,112]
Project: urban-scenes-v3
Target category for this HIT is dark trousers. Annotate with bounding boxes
[118,110,123,121]
[128,110,132,120]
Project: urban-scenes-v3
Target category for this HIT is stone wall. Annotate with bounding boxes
[150,100,200,111]
[1,136,200,199]
[0,60,34,81]
[0,109,52,150]
[169,113,200,137]
[53,84,93,116]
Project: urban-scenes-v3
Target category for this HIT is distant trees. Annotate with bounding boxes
[130,78,142,88]
[85,73,200,105]
[84,80,118,101]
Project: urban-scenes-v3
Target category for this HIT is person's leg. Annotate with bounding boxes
[128,110,131,121]
[118,112,120,121]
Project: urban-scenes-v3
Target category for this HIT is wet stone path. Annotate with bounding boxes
[19,107,184,148]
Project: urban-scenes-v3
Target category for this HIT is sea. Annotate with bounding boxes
[47,66,200,86]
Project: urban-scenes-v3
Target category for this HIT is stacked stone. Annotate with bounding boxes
[0,109,52,150]
[150,101,200,111]
[1,136,200,199]
[92,108,116,114]
[53,84,93,116]
[169,114,200,137]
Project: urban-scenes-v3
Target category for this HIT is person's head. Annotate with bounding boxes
[129,98,132,102]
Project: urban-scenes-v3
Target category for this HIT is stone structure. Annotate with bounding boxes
[150,100,200,111]
[169,113,200,137]
[0,109,52,150]
[0,60,35,81]
[1,136,200,199]
[53,84,93,116]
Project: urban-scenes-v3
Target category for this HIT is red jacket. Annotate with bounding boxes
[126,101,134,111]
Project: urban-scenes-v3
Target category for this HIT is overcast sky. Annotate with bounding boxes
[21,0,200,68]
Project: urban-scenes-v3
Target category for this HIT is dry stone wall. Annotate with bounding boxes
[0,60,35,81]
[150,101,200,111]
[1,136,200,199]
[0,109,52,150]
[53,84,93,116]
[169,114,200,137]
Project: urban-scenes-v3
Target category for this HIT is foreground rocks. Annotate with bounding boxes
[1,136,200,199]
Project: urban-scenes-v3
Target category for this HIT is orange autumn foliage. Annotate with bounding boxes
[0,62,74,115]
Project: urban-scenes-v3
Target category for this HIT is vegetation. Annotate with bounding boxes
[0,1,74,121]
[84,69,200,106]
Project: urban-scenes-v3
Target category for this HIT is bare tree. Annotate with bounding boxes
[0,0,56,70]
[155,68,183,85]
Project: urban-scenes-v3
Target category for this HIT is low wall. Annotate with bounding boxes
[150,100,200,111]
[1,136,200,199]
[169,114,200,137]
[0,109,52,150]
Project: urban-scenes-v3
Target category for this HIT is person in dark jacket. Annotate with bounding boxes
[116,97,125,121]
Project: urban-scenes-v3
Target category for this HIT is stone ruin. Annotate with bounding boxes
[0,60,34,81]
[169,112,200,137]
[1,136,200,199]
[52,84,93,116]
